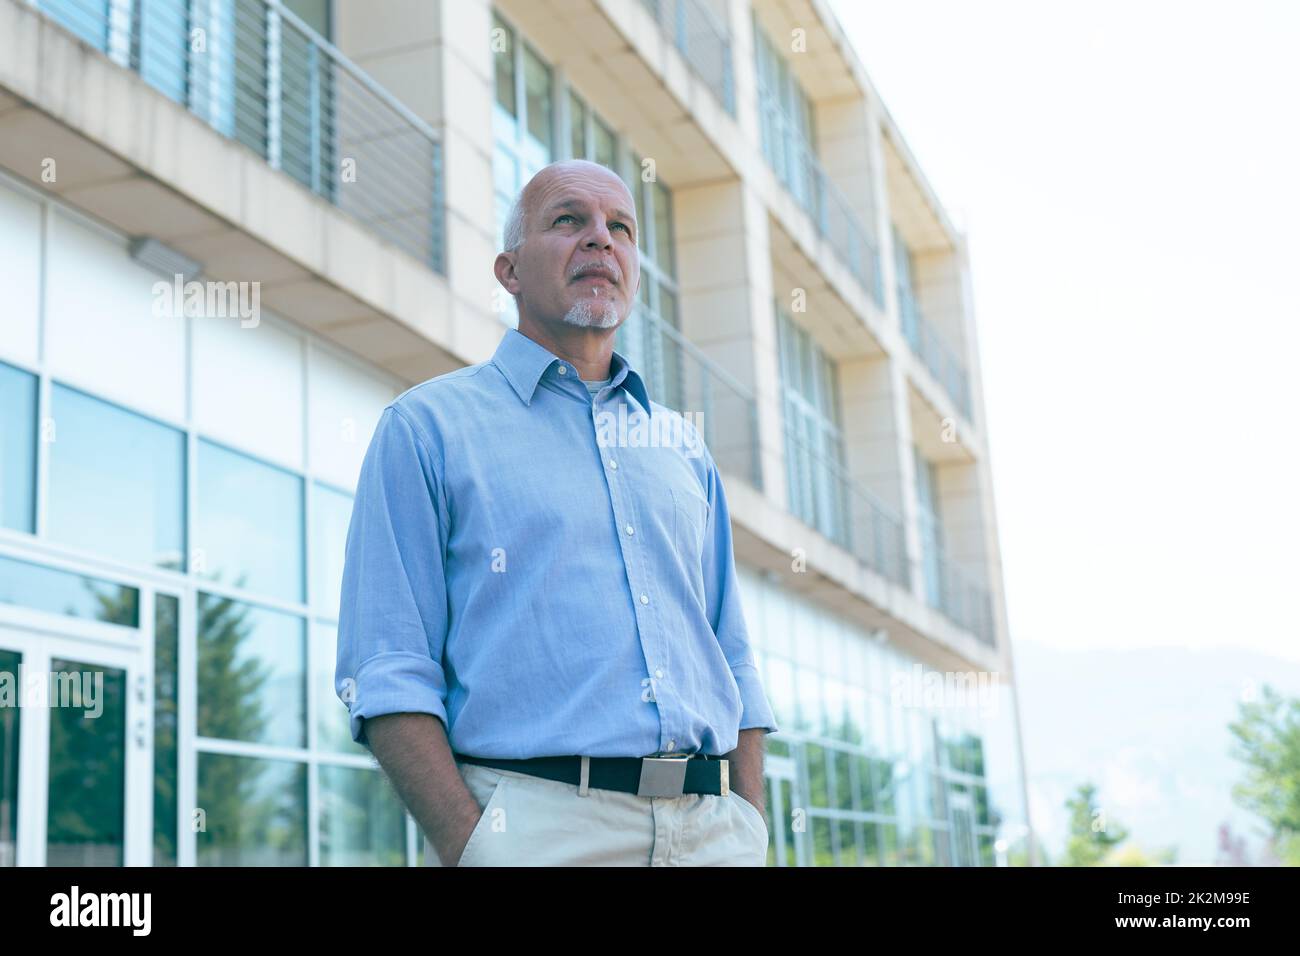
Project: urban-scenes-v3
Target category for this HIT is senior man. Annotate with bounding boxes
[335,158,778,866]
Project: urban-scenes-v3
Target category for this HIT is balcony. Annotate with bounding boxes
[638,0,735,115]
[758,105,883,308]
[34,0,444,273]
[616,306,762,490]
[899,287,972,422]
[781,424,910,587]
[921,547,995,646]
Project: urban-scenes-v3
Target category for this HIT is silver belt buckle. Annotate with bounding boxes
[637,753,690,797]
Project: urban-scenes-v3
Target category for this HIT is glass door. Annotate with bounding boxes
[0,624,150,866]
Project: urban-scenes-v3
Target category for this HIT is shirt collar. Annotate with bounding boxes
[491,327,653,418]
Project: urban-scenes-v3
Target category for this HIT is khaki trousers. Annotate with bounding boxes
[425,759,769,867]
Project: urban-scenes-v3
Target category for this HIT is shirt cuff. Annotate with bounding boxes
[347,650,449,747]
[730,661,779,734]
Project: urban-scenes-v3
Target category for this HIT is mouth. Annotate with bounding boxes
[571,265,619,286]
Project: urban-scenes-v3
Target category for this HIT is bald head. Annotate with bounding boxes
[502,159,635,252]
[493,158,641,334]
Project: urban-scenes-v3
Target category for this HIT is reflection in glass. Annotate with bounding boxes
[0,555,138,627]
[195,439,304,602]
[592,116,616,170]
[523,45,552,152]
[0,362,36,534]
[311,483,353,618]
[38,0,109,51]
[838,820,858,866]
[48,384,186,571]
[313,624,364,755]
[47,659,126,866]
[154,594,180,866]
[492,13,515,116]
[0,649,17,867]
[319,765,406,866]
[196,753,306,865]
[197,593,306,749]
[568,90,586,159]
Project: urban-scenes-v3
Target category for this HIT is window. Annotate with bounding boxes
[39,0,109,52]
[0,362,36,534]
[197,593,306,749]
[0,555,139,627]
[47,385,186,572]
[318,765,407,866]
[196,753,307,865]
[615,156,683,409]
[313,624,363,755]
[565,90,618,173]
[754,17,819,216]
[894,226,920,349]
[195,440,305,602]
[777,308,848,543]
[311,483,353,618]
[913,447,943,608]
[492,13,555,326]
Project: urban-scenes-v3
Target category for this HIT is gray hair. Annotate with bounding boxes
[502,190,527,253]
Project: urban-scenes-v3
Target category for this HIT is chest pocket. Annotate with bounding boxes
[670,485,710,562]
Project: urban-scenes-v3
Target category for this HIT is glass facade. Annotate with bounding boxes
[739,566,1011,866]
[0,174,408,866]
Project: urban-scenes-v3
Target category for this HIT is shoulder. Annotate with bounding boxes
[386,361,501,448]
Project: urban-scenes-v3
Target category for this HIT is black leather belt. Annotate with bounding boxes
[455,752,730,797]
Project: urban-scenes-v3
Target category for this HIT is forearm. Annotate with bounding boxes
[365,712,481,865]
[723,727,767,811]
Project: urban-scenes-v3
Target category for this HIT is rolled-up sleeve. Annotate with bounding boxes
[700,447,779,735]
[335,403,450,749]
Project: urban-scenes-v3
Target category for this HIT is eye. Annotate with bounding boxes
[611,221,630,234]
[554,214,577,225]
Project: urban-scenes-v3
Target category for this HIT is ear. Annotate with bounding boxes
[494,251,521,296]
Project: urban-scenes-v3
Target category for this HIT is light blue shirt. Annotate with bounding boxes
[335,327,778,758]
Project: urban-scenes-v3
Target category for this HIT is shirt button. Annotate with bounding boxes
[639,593,649,605]
[655,668,663,679]
[608,459,618,469]
[557,364,567,375]
[625,524,634,535]
[666,739,676,751]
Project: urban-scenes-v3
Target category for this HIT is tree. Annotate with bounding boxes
[1228,683,1300,866]
[1061,782,1129,866]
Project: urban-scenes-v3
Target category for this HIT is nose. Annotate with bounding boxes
[582,216,614,249]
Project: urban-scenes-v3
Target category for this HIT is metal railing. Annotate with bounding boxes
[35,0,445,273]
[923,547,995,646]
[758,99,883,308]
[639,0,735,115]
[781,423,910,587]
[899,288,972,422]
[616,305,762,490]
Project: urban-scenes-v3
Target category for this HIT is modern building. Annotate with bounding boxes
[0,0,1035,865]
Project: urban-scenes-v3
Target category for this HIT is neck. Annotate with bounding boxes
[517,315,615,381]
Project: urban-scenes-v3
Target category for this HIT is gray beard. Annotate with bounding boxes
[561,296,621,329]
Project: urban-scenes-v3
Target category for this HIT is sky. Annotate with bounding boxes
[828,0,1300,664]
[825,0,1300,862]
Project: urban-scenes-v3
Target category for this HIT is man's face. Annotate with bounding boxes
[504,165,640,330]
